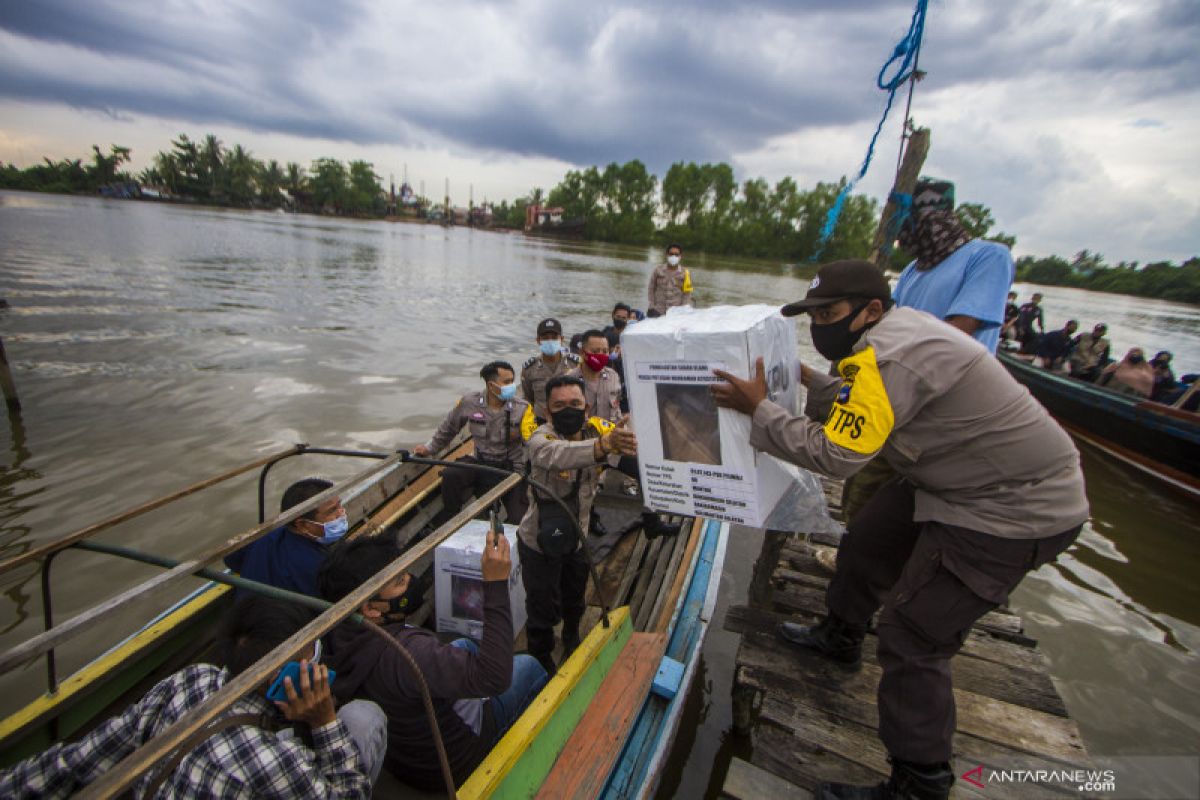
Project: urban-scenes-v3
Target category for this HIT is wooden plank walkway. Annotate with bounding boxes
[723,479,1090,799]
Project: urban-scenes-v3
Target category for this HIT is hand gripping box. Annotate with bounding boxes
[621,305,799,528]
[434,520,526,640]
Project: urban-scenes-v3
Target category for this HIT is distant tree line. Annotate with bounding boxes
[1016,251,1200,305]
[0,134,386,216]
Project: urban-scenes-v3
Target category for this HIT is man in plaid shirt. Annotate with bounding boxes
[0,597,386,799]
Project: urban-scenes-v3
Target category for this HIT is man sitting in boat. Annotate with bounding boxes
[318,536,547,791]
[0,595,387,798]
[1068,322,1111,382]
[1150,351,1178,402]
[519,375,638,675]
[711,259,1088,800]
[1036,319,1078,371]
[414,360,535,525]
[225,478,347,598]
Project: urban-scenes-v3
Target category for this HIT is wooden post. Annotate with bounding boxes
[0,335,20,412]
[868,127,930,269]
[748,530,789,609]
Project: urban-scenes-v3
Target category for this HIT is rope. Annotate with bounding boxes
[814,0,929,259]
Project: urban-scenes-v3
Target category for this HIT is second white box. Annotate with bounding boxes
[434,519,526,640]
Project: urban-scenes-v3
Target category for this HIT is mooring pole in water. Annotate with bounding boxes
[869,126,931,270]
[0,335,20,413]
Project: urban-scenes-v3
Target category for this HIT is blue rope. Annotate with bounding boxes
[814,0,929,259]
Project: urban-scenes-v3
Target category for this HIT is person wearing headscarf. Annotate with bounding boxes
[1099,347,1155,398]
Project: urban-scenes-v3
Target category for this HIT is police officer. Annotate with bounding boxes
[647,243,694,317]
[711,260,1088,800]
[518,375,636,676]
[571,329,623,423]
[568,328,681,540]
[415,361,535,524]
[519,318,581,423]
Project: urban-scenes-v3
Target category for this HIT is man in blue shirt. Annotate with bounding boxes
[891,178,1015,354]
[225,478,348,597]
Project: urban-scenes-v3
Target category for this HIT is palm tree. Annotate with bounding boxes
[201,134,224,199]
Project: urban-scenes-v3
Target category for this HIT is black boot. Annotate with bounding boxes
[777,614,865,670]
[561,621,581,660]
[817,759,953,800]
[641,512,682,539]
[527,627,557,677]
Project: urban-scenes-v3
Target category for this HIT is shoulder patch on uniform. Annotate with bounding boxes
[523,355,540,369]
[565,352,581,364]
[588,417,615,435]
[823,346,894,455]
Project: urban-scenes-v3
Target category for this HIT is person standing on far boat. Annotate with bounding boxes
[711,260,1088,800]
[647,243,693,317]
[415,360,535,525]
[519,375,637,676]
[1068,322,1111,382]
[1014,292,1046,354]
[225,478,347,598]
[519,318,581,423]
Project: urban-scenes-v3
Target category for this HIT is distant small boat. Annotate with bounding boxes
[998,351,1200,500]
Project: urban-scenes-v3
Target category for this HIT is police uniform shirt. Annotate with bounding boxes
[749,306,1089,540]
[519,351,581,422]
[516,418,613,553]
[424,390,533,464]
[567,366,623,424]
[647,264,694,314]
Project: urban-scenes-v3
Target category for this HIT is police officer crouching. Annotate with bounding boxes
[517,375,637,676]
[415,361,535,525]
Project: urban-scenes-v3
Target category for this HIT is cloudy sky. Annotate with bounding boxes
[1,0,1197,263]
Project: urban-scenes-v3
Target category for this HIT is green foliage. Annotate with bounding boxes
[1016,253,1200,304]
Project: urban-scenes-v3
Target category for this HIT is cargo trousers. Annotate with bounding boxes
[826,479,1081,764]
[518,540,589,660]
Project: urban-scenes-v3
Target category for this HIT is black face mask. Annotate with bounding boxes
[1127,354,1145,365]
[810,302,873,362]
[379,579,425,620]
[550,406,586,437]
[612,318,627,329]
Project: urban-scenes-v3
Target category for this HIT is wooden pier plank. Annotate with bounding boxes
[724,604,1067,717]
[721,757,813,800]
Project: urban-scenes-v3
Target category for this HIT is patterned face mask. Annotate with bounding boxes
[897,209,971,270]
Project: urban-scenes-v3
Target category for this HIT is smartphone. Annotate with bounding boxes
[266,661,336,702]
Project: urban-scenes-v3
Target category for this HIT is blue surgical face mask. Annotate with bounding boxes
[496,383,518,401]
[539,339,561,357]
[317,513,349,544]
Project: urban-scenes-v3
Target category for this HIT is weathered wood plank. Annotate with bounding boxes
[634,533,678,631]
[651,517,705,632]
[612,530,650,608]
[725,605,1066,716]
[736,631,1087,763]
[535,632,666,800]
[770,583,1036,647]
[721,757,813,800]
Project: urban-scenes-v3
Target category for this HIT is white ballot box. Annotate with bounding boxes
[434,520,526,640]
[621,305,799,528]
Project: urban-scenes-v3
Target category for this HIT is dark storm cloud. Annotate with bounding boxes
[0,0,1196,170]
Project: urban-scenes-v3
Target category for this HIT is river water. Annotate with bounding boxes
[0,191,1197,795]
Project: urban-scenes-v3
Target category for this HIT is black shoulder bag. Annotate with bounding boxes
[534,469,584,558]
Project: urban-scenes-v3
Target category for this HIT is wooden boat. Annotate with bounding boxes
[0,434,730,798]
[998,351,1200,500]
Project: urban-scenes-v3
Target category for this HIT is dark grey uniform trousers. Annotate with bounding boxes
[518,540,589,659]
[826,479,1080,763]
